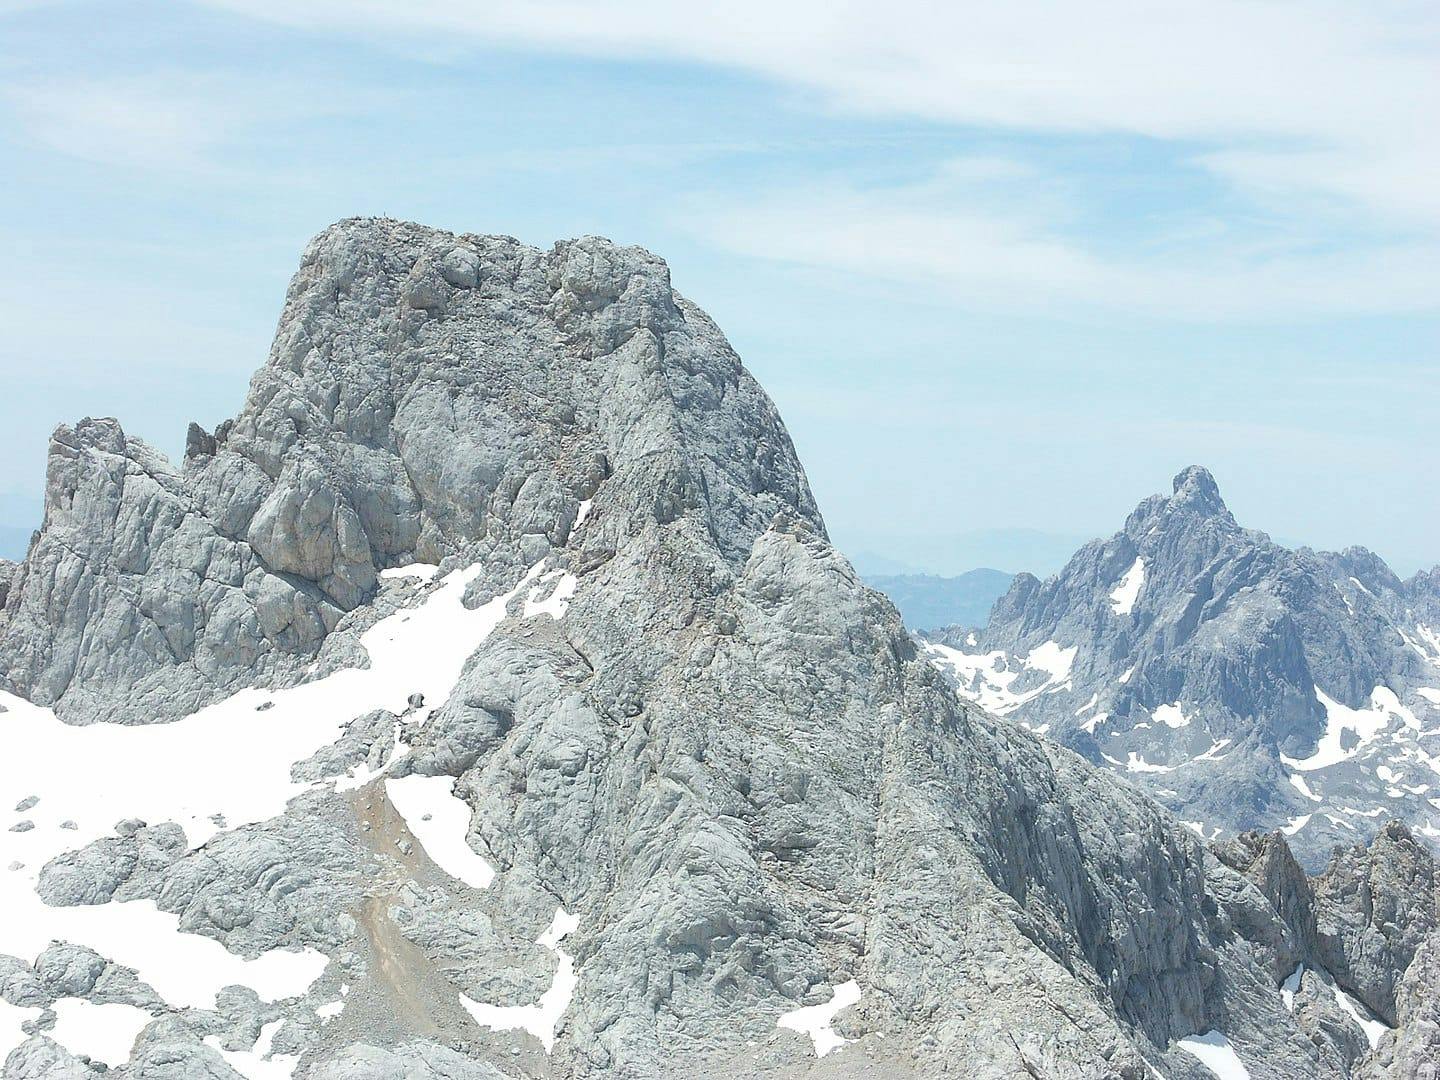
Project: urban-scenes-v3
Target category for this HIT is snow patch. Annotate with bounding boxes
[1282,814,1312,836]
[1154,703,1190,729]
[1104,751,1176,774]
[461,908,579,1053]
[204,1019,298,1080]
[1417,688,1440,705]
[1331,984,1388,1049]
[777,979,862,1057]
[523,568,578,620]
[926,640,1076,716]
[1195,738,1232,763]
[316,998,343,1020]
[385,775,494,889]
[1175,1030,1250,1079]
[0,999,39,1057]
[1280,687,1409,772]
[1288,773,1322,802]
[1110,557,1145,616]
[1027,641,1077,681]
[1413,624,1440,660]
[50,1000,151,1067]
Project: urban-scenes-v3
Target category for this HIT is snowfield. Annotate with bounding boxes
[0,558,569,1063]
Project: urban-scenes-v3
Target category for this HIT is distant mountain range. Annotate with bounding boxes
[924,466,1440,871]
[862,569,1014,631]
[848,526,1089,579]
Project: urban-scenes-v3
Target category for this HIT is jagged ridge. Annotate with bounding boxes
[0,223,1434,1079]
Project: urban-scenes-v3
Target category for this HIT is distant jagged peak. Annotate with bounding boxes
[1120,464,1238,544]
[1169,464,1227,515]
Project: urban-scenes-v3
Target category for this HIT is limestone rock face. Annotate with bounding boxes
[1357,931,1440,1079]
[926,466,1440,870]
[1313,821,1438,1026]
[0,220,1434,1079]
[0,219,819,724]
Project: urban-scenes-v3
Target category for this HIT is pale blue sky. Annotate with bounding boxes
[1,0,1436,574]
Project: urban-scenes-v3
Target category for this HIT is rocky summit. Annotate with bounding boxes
[0,219,1436,1079]
[924,466,1440,873]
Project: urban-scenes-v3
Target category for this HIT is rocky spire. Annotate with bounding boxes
[1169,463,1229,516]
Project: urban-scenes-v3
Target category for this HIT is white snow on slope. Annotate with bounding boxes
[49,1000,152,1066]
[1154,703,1189,728]
[1110,557,1145,616]
[926,640,1076,716]
[384,776,494,889]
[461,908,580,1052]
[1195,738,1232,762]
[0,1000,38,1057]
[1275,964,1389,1048]
[1418,688,1440,705]
[1282,814,1312,836]
[1288,774,1322,802]
[1104,752,1175,774]
[1175,1030,1250,1079]
[1280,687,1411,772]
[205,1019,298,1080]
[523,568,579,620]
[1414,624,1440,661]
[1331,984,1388,1049]
[777,979,862,1057]
[1027,641,1077,681]
[1102,736,1230,776]
[0,558,560,1060]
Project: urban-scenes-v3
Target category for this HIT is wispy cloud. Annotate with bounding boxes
[0,68,389,177]
[673,156,1440,319]
[3,76,229,170]
[192,0,1440,227]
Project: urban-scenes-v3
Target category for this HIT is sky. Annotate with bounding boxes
[0,0,1436,575]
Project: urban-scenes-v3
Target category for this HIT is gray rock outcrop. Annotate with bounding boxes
[1,220,1435,1079]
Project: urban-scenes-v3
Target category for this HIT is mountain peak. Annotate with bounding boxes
[1169,464,1228,516]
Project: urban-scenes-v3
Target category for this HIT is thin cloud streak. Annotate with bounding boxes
[192,0,1440,226]
[675,164,1440,319]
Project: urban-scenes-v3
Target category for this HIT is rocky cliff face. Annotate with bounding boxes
[0,221,818,725]
[926,467,1440,871]
[0,221,1435,1079]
